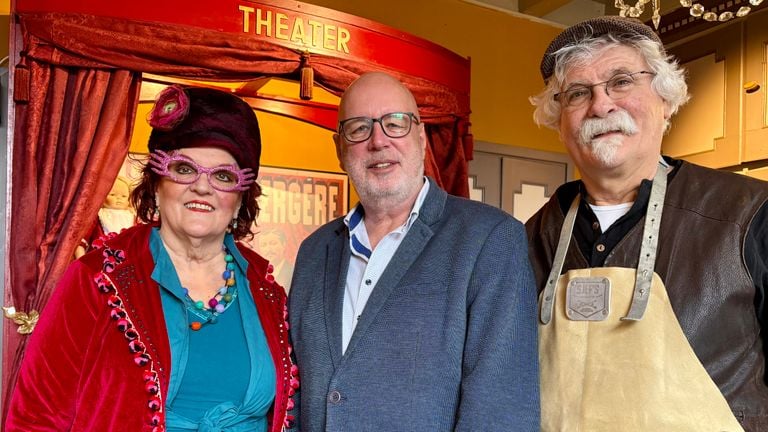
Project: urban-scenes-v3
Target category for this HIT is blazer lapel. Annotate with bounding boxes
[343,179,446,359]
[324,225,350,369]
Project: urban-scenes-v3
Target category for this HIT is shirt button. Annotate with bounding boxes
[596,244,606,252]
[364,279,372,285]
[592,221,600,230]
[328,390,342,404]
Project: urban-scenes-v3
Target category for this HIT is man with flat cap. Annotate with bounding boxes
[527,15,768,432]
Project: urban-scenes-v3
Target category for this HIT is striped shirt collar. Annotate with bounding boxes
[343,178,430,259]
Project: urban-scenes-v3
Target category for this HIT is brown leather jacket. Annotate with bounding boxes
[526,161,768,431]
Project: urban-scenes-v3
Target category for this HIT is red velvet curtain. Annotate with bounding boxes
[3,57,140,420]
[3,11,473,416]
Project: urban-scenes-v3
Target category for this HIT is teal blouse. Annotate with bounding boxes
[150,229,276,431]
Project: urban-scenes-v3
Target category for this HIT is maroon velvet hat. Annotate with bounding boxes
[540,16,663,82]
[147,85,262,176]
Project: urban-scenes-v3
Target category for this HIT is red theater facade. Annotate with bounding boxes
[2,0,472,416]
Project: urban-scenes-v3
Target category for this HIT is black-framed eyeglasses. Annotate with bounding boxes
[555,70,656,109]
[338,112,420,144]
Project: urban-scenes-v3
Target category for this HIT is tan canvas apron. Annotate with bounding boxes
[539,165,743,432]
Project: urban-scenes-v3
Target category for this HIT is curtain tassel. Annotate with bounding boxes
[300,52,313,101]
[14,57,30,103]
[3,306,39,335]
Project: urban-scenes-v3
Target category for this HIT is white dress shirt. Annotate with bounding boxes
[341,179,430,353]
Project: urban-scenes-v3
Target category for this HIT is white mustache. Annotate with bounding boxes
[578,110,638,146]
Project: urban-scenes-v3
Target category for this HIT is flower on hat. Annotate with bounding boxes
[148,85,190,131]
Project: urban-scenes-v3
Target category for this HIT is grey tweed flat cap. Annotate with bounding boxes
[540,16,662,82]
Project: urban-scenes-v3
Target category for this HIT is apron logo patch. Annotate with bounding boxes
[566,277,611,321]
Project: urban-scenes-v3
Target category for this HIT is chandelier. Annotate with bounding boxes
[615,0,764,29]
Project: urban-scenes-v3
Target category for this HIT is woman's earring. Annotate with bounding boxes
[230,206,241,231]
[227,218,238,233]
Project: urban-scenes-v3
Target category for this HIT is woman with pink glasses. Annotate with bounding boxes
[7,86,298,432]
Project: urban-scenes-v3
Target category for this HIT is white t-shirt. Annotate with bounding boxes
[588,202,633,233]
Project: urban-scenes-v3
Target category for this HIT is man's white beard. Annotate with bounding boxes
[589,134,624,166]
[578,110,638,167]
[346,156,425,208]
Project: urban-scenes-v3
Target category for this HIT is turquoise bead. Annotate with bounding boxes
[183,248,238,331]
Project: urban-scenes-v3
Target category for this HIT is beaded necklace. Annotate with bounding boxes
[183,247,238,331]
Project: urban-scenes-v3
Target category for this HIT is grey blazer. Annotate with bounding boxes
[288,179,540,431]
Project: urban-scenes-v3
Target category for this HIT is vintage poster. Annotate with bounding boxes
[247,166,349,292]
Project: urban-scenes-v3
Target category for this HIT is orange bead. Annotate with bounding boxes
[226,278,235,287]
[190,322,202,331]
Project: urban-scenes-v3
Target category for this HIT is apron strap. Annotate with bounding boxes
[540,196,580,324]
[622,164,667,320]
[540,162,668,324]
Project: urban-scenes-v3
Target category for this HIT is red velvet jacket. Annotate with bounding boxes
[6,224,298,431]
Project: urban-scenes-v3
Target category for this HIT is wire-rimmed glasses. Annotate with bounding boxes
[149,150,255,192]
[555,71,656,109]
[338,112,420,144]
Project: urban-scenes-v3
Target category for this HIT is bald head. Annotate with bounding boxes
[338,72,419,121]
[333,71,427,212]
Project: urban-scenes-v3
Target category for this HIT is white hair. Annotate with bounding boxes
[530,35,690,130]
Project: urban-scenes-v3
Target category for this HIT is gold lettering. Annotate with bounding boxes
[290,18,307,45]
[239,6,255,33]
[307,20,323,48]
[323,24,337,50]
[275,13,289,40]
[337,27,350,53]
[239,9,353,55]
[255,9,272,37]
